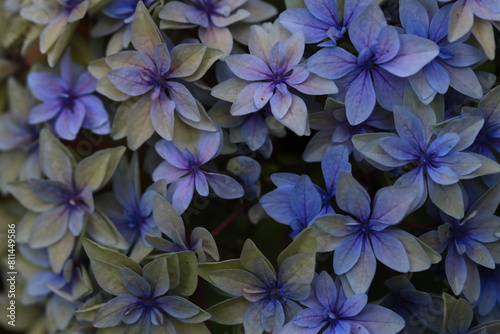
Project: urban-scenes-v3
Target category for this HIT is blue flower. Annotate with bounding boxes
[400,0,485,103]
[93,257,210,333]
[280,271,405,334]
[212,24,337,136]
[420,183,500,302]
[353,106,499,219]
[279,0,371,47]
[159,0,277,57]
[307,3,439,125]
[27,50,110,140]
[260,145,351,237]
[315,171,439,293]
[476,267,500,323]
[152,131,244,214]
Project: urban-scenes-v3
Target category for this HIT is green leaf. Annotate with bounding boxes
[471,18,495,60]
[169,44,207,78]
[127,95,155,150]
[86,208,128,249]
[39,129,76,184]
[443,293,473,334]
[183,47,223,82]
[5,181,55,212]
[206,297,251,325]
[198,259,245,285]
[428,181,464,219]
[131,1,163,59]
[75,147,125,191]
[83,239,141,295]
[170,251,198,296]
[240,239,275,275]
[48,231,75,273]
[277,228,316,267]
[110,100,130,139]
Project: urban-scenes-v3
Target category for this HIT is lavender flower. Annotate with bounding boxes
[315,171,440,293]
[280,271,405,334]
[27,50,110,140]
[152,131,244,214]
[307,3,439,125]
[401,0,485,103]
[212,24,337,136]
[159,0,277,57]
[279,0,371,47]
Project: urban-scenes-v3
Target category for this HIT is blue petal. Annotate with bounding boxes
[260,187,296,225]
[305,0,340,26]
[338,293,367,317]
[441,43,484,67]
[197,130,221,164]
[354,304,405,333]
[445,245,467,295]
[334,234,364,274]
[204,172,244,199]
[427,132,460,157]
[393,106,427,151]
[279,9,330,43]
[315,271,337,310]
[321,145,351,196]
[291,175,323,227]
[371,231,410,272]
[292,308,324,328]
[55,100,86,140]
[225,54,272,81]
[424,61,450,94]
[336,171,371,221]
[307,47,359,80]
[371,26,400,64]
[241,114,268,151]
[345,70,375,125]
[442,62,483,99]
[28,72,66,101]
[169,176,195,214]
[380,137,417,162]
[345,239,376,293]
[428,5,451,42]
[107,66,152,96]
[348,3,387,52]
[343,0,372,27]
[371,185,419,225]
[399,0,429,37]
[371,68,405,112]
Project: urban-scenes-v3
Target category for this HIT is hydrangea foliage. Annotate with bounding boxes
[2,0,500,333]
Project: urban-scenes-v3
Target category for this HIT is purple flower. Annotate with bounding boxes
[159,0,277,57]
[400,0,485,102]
[279,0,371,46]
[280,271,405,334]
[152,131,244,214]
[213,25,337,136]
[315,171,438,293]
[307,3,439,125]
[27,50,110,140]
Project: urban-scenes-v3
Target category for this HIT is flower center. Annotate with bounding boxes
[59,92,76,110]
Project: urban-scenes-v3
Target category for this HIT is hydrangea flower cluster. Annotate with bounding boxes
[1,0,500,333]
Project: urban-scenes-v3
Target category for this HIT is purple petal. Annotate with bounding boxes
[170,176,195,214]
[290,73,338,95]
[278,94,309,136]
[315,271,337,310]
[379,34,439,77]
[55,100,86,140]
[195,172,209,196]
[231,82,262,116]
[80,95,109,131]
[334,234,364,274]
[424,61,450,94]
[427,165,459,185]
[68,206,86,235]
[205,172,244,199]
[74,72,97,96]
[260,186,296,225]
[270,90,292,119]
[427,132,460,156]
[105,50,155,70]
[28,72,66,101]
[441,43,484,67]
[345,240,376,293]
[433,152,482,176]
[279,9,330,43]
[399,0,430,37]
[197,131,221,163]
[282,32,305,72]
[241,114,268,150]
[154,140,189,169]
[441,62,483,99]
[29,100,62,123]
[322,145,351,195]
[345,69,375,125]
[339,293,367,318]
[307,47,359,79]
[153,161,188,184]
[107,67,152,96]
[151,91,176,140]
[465,239,495,268]
[291,175,322,226]
[343,0,372,27]
[212,9,249,27]
[371,67,405,111]
[393,106,426,151]
[355,304,405,333]
[336,171,371,220]
[225,54,272,80]
[371,26,400,64]
[154,44,171,74]
[408,70,436,101]
[429,5,451,42]
[253,82,274,109]
[305,0,340,26]
[371,186,419,225]
[380,137,417,162]
[371,231,410,272]
[168,81,201,121]
[445,245,467,295]
[348,3,387,51]
[292,308,324,328]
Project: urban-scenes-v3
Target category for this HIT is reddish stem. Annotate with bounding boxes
[212,202,248,237]
[400,221,437,231]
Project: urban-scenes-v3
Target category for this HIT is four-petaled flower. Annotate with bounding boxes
[280,271,405,334]
[28,50,110,140]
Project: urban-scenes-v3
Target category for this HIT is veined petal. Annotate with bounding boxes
[168,81,201,121]
[152,161,188,184]
[465,239,495,268]
[205,172,244,199]
[345,69,375,125]
[393,106,427,151]
[105,50,155,70]
[305,0,340,26]
[290,73,338,95]
[399,0,430,37]
[197,131,221,163]
[55,100,86,140]
[307,47,359,80]
[348,3,387,52]
[279,9,330,43]
[231,82,264,116]
[380,137,418,162]
[427,132,460,156]
[343,0,372,27]
[334,234,364,274]
[371,185,419,225]
[345,240,376,293]
[371,26,400,64]
[28,72,66,101]
[270,90,293,119]
[154,44,172,75]
[442,62,483,99]
[371,231,411,272]
[154,140,189,169]
[424,61,449,94]
[445,245,467,295]
[253,82,274,110]
[74,72,97,95]
[336,171,371,221]
[199,26,233,58]
[225,54,272,80]
[338,293,367,318]
[448,0,474,42]
[170,176,195,214]
[151,91,176,140]
[107,67,152,96]
[371,68,405,112]
[429,5,451,42]
[441,43,484,67]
